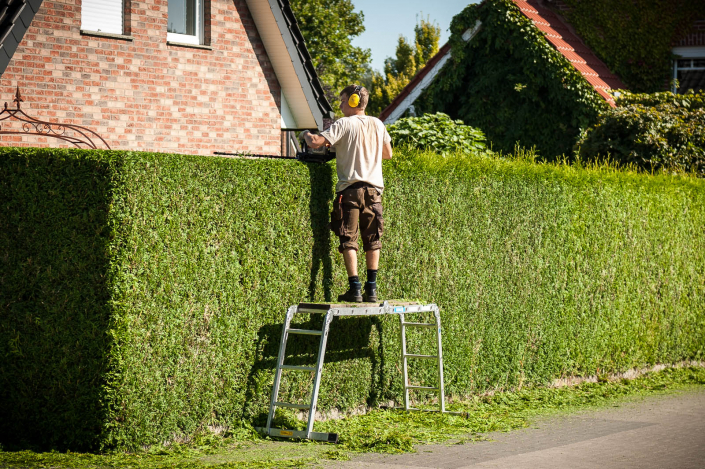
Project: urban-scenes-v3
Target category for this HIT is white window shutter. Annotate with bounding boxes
[81,0,123,34]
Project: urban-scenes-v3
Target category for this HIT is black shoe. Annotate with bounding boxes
[338,286,363,303]
[363,282,378,303]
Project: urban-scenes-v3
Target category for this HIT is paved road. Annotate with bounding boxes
[326,389,705,469]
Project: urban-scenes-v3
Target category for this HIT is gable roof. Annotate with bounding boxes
[512,0,625,106]
[0,0,43,77]
[245,0,333,130]
[379,42,452,124]
[0,0,333,131]
[380,19,482,124]
[380,0,626,122]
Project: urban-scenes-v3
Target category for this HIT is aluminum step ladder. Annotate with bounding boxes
[255,301,445,442]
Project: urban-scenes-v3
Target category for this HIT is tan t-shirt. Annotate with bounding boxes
[321,115,391,193]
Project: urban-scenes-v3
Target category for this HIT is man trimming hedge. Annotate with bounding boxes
[302,85,393,303]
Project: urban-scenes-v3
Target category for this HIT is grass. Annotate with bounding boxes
[1,365,703,468]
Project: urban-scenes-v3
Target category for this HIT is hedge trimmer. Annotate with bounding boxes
[213,133,335,163]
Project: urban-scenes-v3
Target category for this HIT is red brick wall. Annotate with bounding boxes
[0,0,283,155]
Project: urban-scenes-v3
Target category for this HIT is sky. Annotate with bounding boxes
[350,0,481,72]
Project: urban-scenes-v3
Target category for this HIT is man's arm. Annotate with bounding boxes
[382,141,393,160]
[302,130,330,149]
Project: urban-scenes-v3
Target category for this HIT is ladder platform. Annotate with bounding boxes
[261,301,445,442]
[297,300,437,316]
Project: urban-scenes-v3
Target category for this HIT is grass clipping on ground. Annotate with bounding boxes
[1,366,704,468]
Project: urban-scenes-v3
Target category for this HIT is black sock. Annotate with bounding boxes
[348,276,361,290]
[366,269,377,284]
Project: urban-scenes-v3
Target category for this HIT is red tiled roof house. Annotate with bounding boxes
[0,0,332,155]
[381,0,626,124]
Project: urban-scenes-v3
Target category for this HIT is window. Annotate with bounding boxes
[672,47,705,94]
[81,0,124,35]
[168,0,204,45]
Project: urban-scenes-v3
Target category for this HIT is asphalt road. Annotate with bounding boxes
[327,388,705,469]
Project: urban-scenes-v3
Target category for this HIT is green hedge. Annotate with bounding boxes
[1,147,704,451]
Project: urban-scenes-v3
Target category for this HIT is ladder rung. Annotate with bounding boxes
[280,365,316,372]
[401,322,436,327]
[406,385,439,391]
[287,328,322,336]
[275,402,311,410]
[404,354,438,359]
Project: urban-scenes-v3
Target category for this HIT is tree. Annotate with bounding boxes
[365,16,441,117]
[289,0,371,107]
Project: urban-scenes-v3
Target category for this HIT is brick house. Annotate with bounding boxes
[0,0,333,155]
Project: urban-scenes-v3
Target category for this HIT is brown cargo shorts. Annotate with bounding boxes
[330,183,384,253]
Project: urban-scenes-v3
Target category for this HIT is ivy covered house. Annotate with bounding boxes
[380,0,703,158]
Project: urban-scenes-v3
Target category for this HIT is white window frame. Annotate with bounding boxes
[167,0,204,45]
[81,0,124,35]
[672,46,705,94]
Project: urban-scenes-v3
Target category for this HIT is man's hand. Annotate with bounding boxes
[382,142,393,160]
[300,130,329,150]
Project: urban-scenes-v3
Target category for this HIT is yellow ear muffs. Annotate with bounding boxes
[347,85,362,108]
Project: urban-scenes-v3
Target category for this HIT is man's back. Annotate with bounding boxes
[321,115,390,193]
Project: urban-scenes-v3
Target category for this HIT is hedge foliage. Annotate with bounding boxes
[577,90,705,176]
[414,0,607,158]
[1,147,704,451]
[386,113,487,155]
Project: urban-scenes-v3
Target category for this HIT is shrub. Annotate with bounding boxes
[577,90,705,176]
[386,113,487,155]
[614,89,705,109]
[1,147,704,450]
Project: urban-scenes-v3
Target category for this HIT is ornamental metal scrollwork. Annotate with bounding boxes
[0,87,110,149]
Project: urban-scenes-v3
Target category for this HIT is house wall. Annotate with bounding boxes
[675,19,705,47]
[0,0,283,155]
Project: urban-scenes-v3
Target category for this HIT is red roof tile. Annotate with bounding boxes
[512,0,625,106]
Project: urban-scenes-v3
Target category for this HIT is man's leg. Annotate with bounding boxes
[365,249,379,270]
[363,249,379,302]
[343,249,358,277]
[339,249,362,302]
[360,187,383,303]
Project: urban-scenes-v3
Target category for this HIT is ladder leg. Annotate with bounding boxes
[434,306,445,413]
[266,305,297,431]
[306,310,334,437]
[399,313,410,411]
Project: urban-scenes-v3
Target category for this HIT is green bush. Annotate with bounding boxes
[614,89,705,109]
[577,90,705,176]
[1,146,704,451]
[386,113,487,155]
[414,0,607,158]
